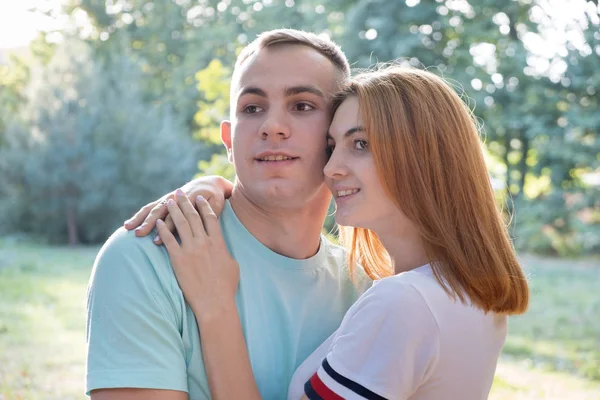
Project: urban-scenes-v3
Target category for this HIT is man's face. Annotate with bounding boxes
[222,44,340,209]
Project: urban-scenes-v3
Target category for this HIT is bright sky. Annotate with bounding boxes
[0,0,64,48]
[0,0,593,55]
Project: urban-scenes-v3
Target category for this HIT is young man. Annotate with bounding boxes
[86,29,369,400]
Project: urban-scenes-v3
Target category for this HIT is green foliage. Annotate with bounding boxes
[2,0,597,251]
[198,153,235,182]
[336,0,599,255]
[0,38,206,244]
[195,59,231,144]
[0,55,30,147]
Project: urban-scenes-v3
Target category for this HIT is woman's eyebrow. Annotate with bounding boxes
[343,126,365,137]
[327,126,364,141]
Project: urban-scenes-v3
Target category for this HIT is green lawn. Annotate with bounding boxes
[0,241,599,399]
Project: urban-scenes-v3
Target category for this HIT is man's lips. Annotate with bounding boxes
[255,151,299,162]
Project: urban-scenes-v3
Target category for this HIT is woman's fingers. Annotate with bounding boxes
[124,201,154,230]
[166,198,193,242]
[156,219,179,254]
[153,213,175,245]
[175,189,205,238]
[126,198,170,236]
[208,194,226,216]
[196,195,221,237]
[165,213,176,233]
[134,197,172,237]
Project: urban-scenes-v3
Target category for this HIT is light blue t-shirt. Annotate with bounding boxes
[86,200,369,399]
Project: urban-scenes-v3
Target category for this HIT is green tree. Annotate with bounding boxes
[337,0,599,255]
[0,37,205,245]
[0,56,30,147]
[23,0,596,254]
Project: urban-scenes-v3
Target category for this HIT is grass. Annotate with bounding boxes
[501,255,600,380]
[0,241,95,400]
[0,240,599,399]
[489,254,600,400]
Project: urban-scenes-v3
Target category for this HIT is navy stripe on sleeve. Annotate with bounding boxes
[322,358,388,400]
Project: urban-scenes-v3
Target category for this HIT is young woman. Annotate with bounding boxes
[153,66,529,400]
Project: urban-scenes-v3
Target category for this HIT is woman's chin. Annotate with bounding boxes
[335,212,350,227]
[334,213,357,229]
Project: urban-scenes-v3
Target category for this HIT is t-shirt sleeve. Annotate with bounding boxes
[304,280,440,400]
[86,228,188,394]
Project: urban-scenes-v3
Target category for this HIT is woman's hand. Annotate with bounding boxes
[124,175,234,245]
[158,190,261,400]
[157,189,239,321]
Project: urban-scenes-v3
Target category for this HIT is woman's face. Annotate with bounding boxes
[324,97,407,232]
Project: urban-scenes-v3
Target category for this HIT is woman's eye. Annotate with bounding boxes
[243,105,264,114]
[354,139,368,150]
[294,102,315,112]
[326,145,335,156]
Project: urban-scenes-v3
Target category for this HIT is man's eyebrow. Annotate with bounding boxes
[327,126,365,140]
[238,86,267,98]
[285,85,325,99]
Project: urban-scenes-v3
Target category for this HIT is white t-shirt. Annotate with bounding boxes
[288,264,507,400]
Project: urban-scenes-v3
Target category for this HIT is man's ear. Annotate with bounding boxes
[220,121,233,163]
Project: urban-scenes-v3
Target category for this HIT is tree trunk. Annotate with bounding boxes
[67,204,79,246]
[503,134,512,201]
[517,134,529,199]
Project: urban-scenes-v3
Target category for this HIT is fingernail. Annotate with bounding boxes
[167,199,176,206]
[124,219,131,225]
[153,235,161,243]
[176,189,185,197]
[196,195,204,201]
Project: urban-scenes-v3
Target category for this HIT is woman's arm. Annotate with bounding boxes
[156,190,261,400]
[195,307,262,400]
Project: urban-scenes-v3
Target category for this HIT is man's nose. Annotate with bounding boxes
[259,109,291,140]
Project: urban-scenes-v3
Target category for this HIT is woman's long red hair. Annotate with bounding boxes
[338,67,528,315]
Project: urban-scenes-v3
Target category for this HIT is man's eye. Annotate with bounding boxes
[243,105,264,114]
[294,102,315,111]
[354,140,368,150]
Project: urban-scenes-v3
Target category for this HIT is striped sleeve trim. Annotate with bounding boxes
[304,358,388,400]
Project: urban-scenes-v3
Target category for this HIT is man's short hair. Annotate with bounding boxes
[232,29,350,87]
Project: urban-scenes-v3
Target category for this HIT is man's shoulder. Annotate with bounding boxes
[101,226,157,252]
[320,236,372,294]
[86,229,190,395]
[92,227,176,287]
[320,235,346,259]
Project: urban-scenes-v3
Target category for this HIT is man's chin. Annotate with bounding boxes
[236,174,328,205]
[261,180,301,200]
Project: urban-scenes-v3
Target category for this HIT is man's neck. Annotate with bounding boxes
[228,187,331,260]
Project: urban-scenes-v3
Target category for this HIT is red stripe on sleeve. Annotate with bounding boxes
[309,372,345,400]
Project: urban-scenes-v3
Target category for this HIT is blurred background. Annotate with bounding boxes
[0,0,598,399]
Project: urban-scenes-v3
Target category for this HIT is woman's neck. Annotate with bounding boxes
[375,226,429,275]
